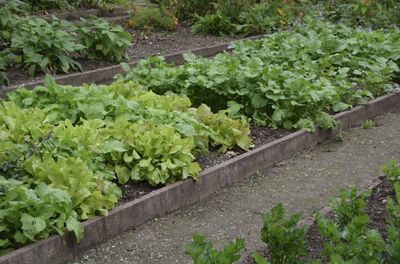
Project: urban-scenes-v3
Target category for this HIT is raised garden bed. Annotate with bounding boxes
[242,171,396,264]
[4,27,242,91]
[1,19,400,264]
[1,90,399,264]
[304,176,393,263]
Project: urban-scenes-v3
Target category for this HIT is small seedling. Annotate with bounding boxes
[362,119,375,129]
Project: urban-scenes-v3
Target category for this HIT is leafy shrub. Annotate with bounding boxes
[128,7,178,31]
[185,233,245,264]
[9,17,83,76]
[192,12,236,36]
[76,17,131,62]
[260,203,307,264]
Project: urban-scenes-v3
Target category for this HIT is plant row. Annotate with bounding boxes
[119,20,400,132]
[10,0,128,12]
[0,1,131,85]
[137,0,400,35]
[0,76,251,254]
[185,161,400,264]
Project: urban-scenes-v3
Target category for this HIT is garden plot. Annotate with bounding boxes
[1,1,238,89]
[1,8,400,264]
[68,108,400,264]
[0,0,400,263]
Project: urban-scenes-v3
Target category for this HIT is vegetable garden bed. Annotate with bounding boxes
[4,26,241,90]
[1,19,400,264]
[1,90,399,264]
[239,165,399,264]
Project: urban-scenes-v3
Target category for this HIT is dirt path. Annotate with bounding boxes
[69,109,400,264]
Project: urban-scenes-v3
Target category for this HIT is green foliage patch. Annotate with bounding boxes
[77,17,132,62]
[120,21,400,131]
[0,76,251,253]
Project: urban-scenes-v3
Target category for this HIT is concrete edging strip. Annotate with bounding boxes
[0,89,399,264]
[4,35,263,92]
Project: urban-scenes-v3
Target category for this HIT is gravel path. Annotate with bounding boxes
[69,109,400,264]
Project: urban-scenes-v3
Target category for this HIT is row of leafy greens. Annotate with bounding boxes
[120,19,400,132]
[0,76,251,254]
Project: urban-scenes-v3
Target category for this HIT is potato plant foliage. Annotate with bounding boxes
[0,76,251,253]
[0,1,131,79]
[121,21,400,131]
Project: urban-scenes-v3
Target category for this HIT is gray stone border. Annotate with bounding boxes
[0,88,399,263]
[4,35,263,93]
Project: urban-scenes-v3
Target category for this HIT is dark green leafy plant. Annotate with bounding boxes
[237,1,297,36]
[0,1,27,46]
[260,203,307,264]
[307,0,400,28]
[192,12,236,36]
[316,213,385,263]
[0,56,8,87]
[0,177,83,254]
[22,0,71,12]
[387,226,400,264]
[383,160,400,263]
[382,160,400,184]
[76,17,131,62]
[128,7,178,31]
[9,17,83,76]
[387,183,400,228]
[329,188,369,226]
[251,252,270,264]
[185,233,245,264]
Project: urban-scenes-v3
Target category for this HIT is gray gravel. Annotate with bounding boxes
[69,110,400,264]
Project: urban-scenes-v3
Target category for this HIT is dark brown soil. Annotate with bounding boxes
[118,182,159,205]
[126,23,236,61]
[197,126,291,170]
[6,23,236,87]
[243,176,395,263]
[117,126,291,205]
